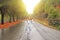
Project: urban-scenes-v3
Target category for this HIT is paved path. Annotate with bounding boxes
[32,21,60,40]
[0,20,60,40]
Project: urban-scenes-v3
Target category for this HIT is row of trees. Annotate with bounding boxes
[33,0,60,27]
[0,0,27,24]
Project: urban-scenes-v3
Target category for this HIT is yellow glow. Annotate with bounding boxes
[23,0,40,14]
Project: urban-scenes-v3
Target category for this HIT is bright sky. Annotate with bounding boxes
[23,0,40,14]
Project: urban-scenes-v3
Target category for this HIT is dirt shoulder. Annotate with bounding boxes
[34,19,60,30]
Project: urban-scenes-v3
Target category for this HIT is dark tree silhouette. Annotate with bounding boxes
[0,6,8,24]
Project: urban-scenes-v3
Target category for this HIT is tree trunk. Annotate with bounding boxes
[9,16,11,23]
[1,13,4,24]
[13,16,15,22]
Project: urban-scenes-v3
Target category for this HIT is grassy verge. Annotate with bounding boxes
[34,19,60,30]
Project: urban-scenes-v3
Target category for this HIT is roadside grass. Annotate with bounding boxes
[34,19,60,30]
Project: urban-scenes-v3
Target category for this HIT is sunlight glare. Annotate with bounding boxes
[23,0,40,14]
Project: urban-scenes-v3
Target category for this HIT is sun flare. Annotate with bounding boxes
[23,0,40,14]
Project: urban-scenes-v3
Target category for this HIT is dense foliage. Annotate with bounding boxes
[34,0,60,27]
[0,0,27,24]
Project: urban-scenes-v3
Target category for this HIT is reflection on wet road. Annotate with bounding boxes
[0,20,60,40]
[20,20,44,40]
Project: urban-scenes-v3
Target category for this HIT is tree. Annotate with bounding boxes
[33,0,60,26]
[0,5,8,24]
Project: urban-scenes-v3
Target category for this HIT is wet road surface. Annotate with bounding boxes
[0,20,60,40]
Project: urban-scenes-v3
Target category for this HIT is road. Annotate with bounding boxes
[0,20,60,40]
